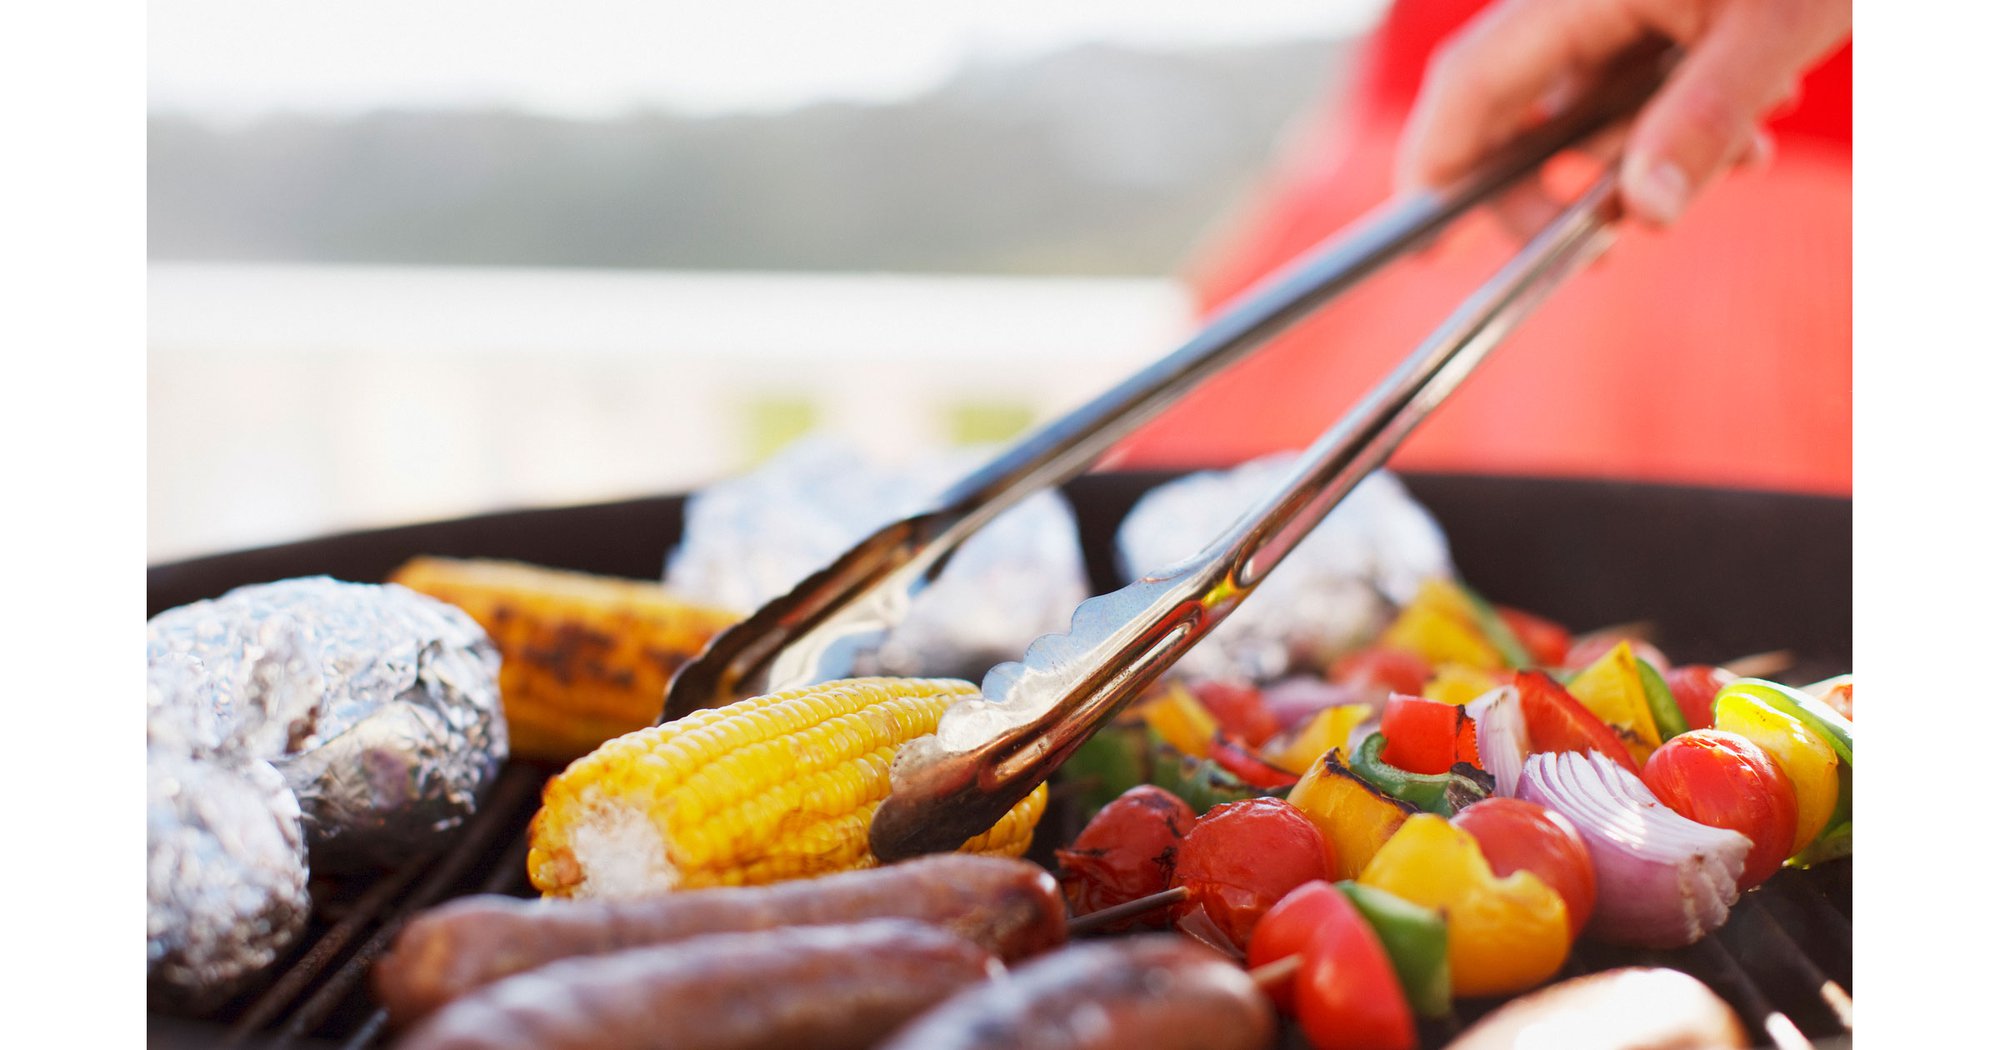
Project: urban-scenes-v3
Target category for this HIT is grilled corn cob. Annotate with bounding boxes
[527,677,1047,898]
[388,557,741,762]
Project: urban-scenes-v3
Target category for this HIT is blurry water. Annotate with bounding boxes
[148,263,1191,561]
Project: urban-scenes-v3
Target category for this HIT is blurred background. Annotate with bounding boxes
[149,1,1384,561]
[149,0,1850,563]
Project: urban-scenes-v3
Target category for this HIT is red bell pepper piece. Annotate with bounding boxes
[1514,671,1643,776]
[1379,695,1481,776]
[1209,733,1303,791]
[1495,605,1572,666]
[1331,647,1434,697]
[1191,680,1281,748]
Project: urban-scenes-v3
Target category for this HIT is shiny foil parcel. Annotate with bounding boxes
[146,723,312,1014]
[1116,459,1454,681]
[666,439,1089,679]
[146,577,508,872]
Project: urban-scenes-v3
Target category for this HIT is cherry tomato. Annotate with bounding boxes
[1641,729,1799,889]
[1333,647,1434,697]
[1246,880,1344,1013]
[1191,680,1280,748]
[1209,734,1303,791]
[1293,884,1418,1050]
[1170,797,1333,951]
[1495,606,1571,667]
[1379,694,1481,775]
[1666,665,1734,732]
[1450,797,1597,939]
[1515,670,1642,776]
[1054,785,1196,930]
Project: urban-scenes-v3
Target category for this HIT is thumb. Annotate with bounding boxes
[1618,6,1826,225]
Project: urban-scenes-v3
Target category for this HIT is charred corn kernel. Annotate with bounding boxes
[527,677,1046,898]
[389,557,741,762]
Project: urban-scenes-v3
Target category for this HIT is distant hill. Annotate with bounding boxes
[148,37,1355,276]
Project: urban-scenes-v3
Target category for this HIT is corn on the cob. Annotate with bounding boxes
[527,677,1047,898]
[388,557,742,762]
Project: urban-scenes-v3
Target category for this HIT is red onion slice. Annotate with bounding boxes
[1467,685,1527,796]
[1519,751,1750,948]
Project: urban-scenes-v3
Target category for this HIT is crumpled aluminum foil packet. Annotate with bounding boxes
[147,577,508,870]
[666,438,1089,679]
[146,577,507,1011]
[1116,457,1453,681]
[146,737,310,1014]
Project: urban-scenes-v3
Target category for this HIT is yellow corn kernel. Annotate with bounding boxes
[527,677,1047,898]
[389,557,741,761]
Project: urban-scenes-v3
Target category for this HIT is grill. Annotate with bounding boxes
[146,472,1853,1049]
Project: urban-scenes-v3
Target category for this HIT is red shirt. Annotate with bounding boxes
[1115,1,1851,495]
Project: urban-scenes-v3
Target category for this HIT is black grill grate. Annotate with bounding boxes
[145,475,1853,1049]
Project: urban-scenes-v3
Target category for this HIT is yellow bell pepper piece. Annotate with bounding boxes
[1288,747,1420,880]
[1383,604,1503,671]
[1263,703,1372,775]
[1566,641,1661,766]
[1359,814,1569,998]
[1141,683,1219,758]
[1714,691,1839,854]
[1423,663,1497,706]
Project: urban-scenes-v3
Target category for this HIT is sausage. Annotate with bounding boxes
[373,854,1064,1027]
[395,920,1000,1050]
[877,935,1276,1050]
[1442,968,1749,1050]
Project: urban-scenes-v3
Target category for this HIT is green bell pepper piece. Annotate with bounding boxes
[1062,720,1153,821]
[1459,581,1535,670]
[1148,730,1263,814]
[1336,880,1453,1019]
[1349,732,1494,816]
[1636,656,1690,741]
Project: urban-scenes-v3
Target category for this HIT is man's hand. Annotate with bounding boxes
[1398,0,1851,227]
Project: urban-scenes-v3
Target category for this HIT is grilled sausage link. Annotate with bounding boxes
[373,854,1063,1028]
[878,935,1277,1050]
[395,920,999,1050]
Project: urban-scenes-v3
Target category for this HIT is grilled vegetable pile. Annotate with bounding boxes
[1052,576,1854,1050]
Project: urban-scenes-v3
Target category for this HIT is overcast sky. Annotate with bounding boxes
[149,0,1387,118]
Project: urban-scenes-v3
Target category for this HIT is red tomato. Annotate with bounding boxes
[1665,665,1734,731]
[1054,786,1197,930]
[1450,797,1597,939]
[1246,880,1343,1014]
[1641,730,1799,889]
[1294,885,1418,1050]
[1496,606,1571,667]
[1191,680,1281,748]
[1170,797,1333,951]
[1379,694,1481,775]
[1209,734,1303,791]
[1515,670,1643,776]
[1332,647,1433,697]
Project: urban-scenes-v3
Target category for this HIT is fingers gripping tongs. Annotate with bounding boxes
[662,46,1677,862]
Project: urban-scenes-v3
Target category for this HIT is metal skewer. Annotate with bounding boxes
[870,172,1625,860]
[659,43,1674,722]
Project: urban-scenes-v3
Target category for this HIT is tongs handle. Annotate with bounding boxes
[870,171,1627,860]
[663,42,1673,722]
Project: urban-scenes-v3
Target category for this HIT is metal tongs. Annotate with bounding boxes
[663,44,1678,861]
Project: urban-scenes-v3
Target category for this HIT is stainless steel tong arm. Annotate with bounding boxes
[870,174,1624,860]
[660,45,1671,722]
